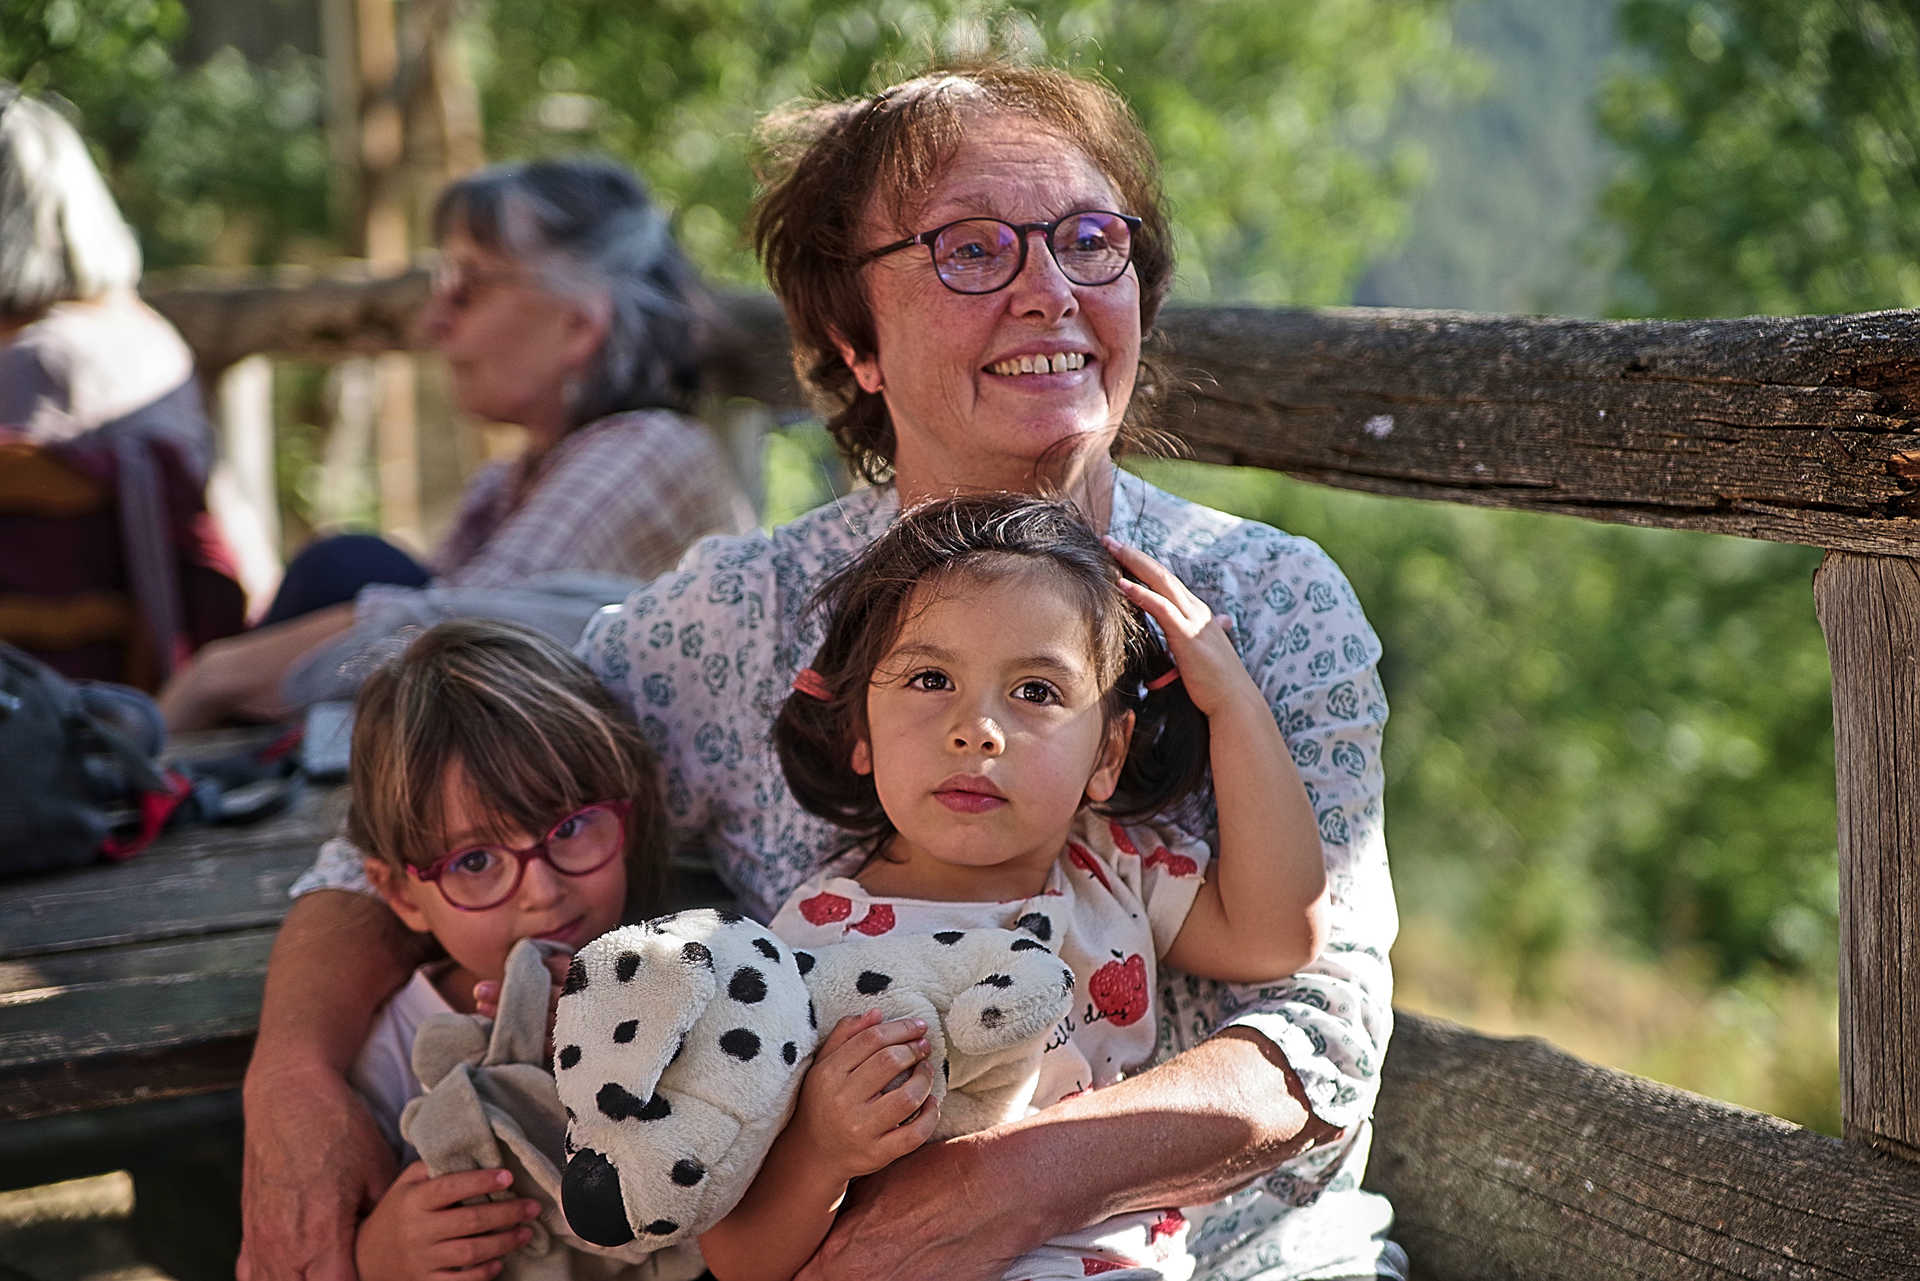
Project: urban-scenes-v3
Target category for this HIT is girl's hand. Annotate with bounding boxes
[473,950,572,1062]
[1103,537,1260,717]
[354,1163,541,1281]
[788,1010,941,1183]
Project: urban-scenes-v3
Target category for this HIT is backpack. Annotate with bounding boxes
[0,642,190,875]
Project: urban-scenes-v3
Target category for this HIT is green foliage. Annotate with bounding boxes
[472,0,1468,300]
[1134,461,1838,986]
[0,0,332,268]
[1601,0,1920,317]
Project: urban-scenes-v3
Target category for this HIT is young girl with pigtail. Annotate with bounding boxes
[697,492,1330,1281]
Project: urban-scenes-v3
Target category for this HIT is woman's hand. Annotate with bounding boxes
[788,1009,940,1181]
[354,1163,541,1281]
[1103,538,1260,718]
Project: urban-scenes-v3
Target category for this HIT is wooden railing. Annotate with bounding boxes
[143,269,1920,1279]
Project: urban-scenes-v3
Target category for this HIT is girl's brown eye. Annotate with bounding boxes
[1017,680,1059,705]
[907,670,952,691]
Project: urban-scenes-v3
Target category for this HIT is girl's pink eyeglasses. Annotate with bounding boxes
[407,799,631,911]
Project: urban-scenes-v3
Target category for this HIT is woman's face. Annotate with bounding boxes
[845,114,1143,495]
[419,225,607,435]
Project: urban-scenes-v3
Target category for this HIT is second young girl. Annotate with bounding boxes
[698,493,1331,1281]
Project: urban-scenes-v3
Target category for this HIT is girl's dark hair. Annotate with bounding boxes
[773,492,1208,849]
[347,619,667,919]
[434,156,712,425]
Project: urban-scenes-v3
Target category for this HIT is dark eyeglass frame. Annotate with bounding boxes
[407,799,632,912]
[861,210,1144,295]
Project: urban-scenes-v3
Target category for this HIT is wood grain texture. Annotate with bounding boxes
[1369,1011,1920,1279]
[1815,553,1920,1161]
[146,270,1920,552]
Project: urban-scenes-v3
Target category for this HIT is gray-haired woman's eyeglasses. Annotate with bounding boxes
[861,210,1142,295]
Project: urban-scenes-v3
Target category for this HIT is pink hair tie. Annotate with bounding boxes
[1144,666,1180,692]
[792,667,833,699]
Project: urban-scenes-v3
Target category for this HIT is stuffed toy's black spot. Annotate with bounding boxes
[613,1020,638,1044]
[729,966,768,1004]
[565,1106,576,1122]
[562,959,589,995]
[752,937,781,960]
[615,952,641,982]
[1016,913,1053,942]
[942,1059,950,1080]
[557,1045,582,1070]
[1011,938,1046,953]
[856,970,892,995]
[977,973,1014,988]
[807,998,817,1029]
[1060,969,1075,994]
[671,1159,706,1187]
[653,911,682,926]
[783,1040,797,1064]
[564,1134,576,1155]
[720,1028,762,1061]
[644,1219,680,1237]
[979,1007,1005,1028]
[561,1148,634,1247]
[597,1082,672,1122]
[716,909,746,924]
[933,931,964,945]
[793,950,816,976]
[680,941,713,969]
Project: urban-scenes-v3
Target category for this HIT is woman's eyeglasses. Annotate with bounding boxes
[429,260,531,312]
[408,799,630,911]
[861,210,1142,295]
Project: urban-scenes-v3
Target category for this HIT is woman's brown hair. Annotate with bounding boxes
[347,619,666,917]
[752,64,1175,485]
[772,492,1208,852]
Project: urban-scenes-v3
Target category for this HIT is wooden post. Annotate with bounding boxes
[1815,551,1920,1161]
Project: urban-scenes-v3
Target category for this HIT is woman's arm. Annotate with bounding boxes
[238,889,431,1281]
[1107,540,1330,983]
[158,602,355,732]
[796,1027,1337,1281]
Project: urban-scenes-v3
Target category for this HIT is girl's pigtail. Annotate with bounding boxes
[1103,640,1211,822]
[771,665,885,837]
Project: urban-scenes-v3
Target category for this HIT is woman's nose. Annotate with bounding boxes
[1007,230,1078,321]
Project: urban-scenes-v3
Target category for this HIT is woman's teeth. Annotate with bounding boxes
[987,352,1087,376]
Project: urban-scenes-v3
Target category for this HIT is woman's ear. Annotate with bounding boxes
[364,857,434,936]
[1084,709,1136,804]
[829,326,885,395]
[557,294,613,377]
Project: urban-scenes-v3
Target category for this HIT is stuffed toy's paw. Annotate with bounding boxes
[553,909,1073,1255]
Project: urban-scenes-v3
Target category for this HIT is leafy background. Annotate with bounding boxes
[5,0,1898,1131]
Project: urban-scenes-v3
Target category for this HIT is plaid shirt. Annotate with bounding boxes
[433,410,752,589]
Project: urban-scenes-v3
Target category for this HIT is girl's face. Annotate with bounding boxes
[366,762,628,1008]
[853,564,1132,891]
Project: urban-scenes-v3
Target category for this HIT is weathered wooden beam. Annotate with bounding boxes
[1369,1010,1920,1279]
[143,271,1920,554]
[145,268,432,374]
[1815,553,1920,1163]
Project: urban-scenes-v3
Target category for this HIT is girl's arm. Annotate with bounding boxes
[1105,539,1330,984]
[700,1011,940,1281]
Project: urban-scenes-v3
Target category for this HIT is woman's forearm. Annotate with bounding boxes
[797,1029,1340,1281]
[254,888,425,1073]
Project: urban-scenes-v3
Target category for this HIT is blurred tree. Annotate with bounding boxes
[1602,0,1920,317]
[472,0,1469,299]
[0,0,333,268]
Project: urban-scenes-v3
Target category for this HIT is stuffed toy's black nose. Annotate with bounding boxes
[562,1148,635,1246]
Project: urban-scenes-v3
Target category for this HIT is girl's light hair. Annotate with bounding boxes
[347,619,667,916]
[0,87,143,317]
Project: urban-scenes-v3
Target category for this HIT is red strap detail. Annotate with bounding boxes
[792,667,833,699]
[258,723,305,763]
[1144,666,1180,691]
[100,769,193,861]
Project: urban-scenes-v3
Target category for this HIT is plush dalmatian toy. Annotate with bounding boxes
[552,908,1075,1252]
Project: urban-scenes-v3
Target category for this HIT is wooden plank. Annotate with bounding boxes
[0,1037,255,1122]
[1367,1010,1920,1279]
[1814,552,1920,1163]
[0,786,336,960]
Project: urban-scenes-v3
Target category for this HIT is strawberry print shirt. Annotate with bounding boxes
[295,469,1405,1279]
[768,814,1211,1110]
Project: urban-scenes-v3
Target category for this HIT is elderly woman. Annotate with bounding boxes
[243,68,1399,1281]
[0,86,245,683]
[158,157,751,730]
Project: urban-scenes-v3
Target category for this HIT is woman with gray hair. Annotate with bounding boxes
[0,85,246,684]
[159,156,752,730]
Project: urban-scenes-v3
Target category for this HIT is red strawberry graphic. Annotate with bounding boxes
[1081,1261,1124,1276]
[1066,842,1114,892]
[1108,821,1140,857]
[1148,1209,1186,1244]
[798,892,851,926]
[846,903,896,936]
[1088,953,1148,1027]
[1143,846,1199,877]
